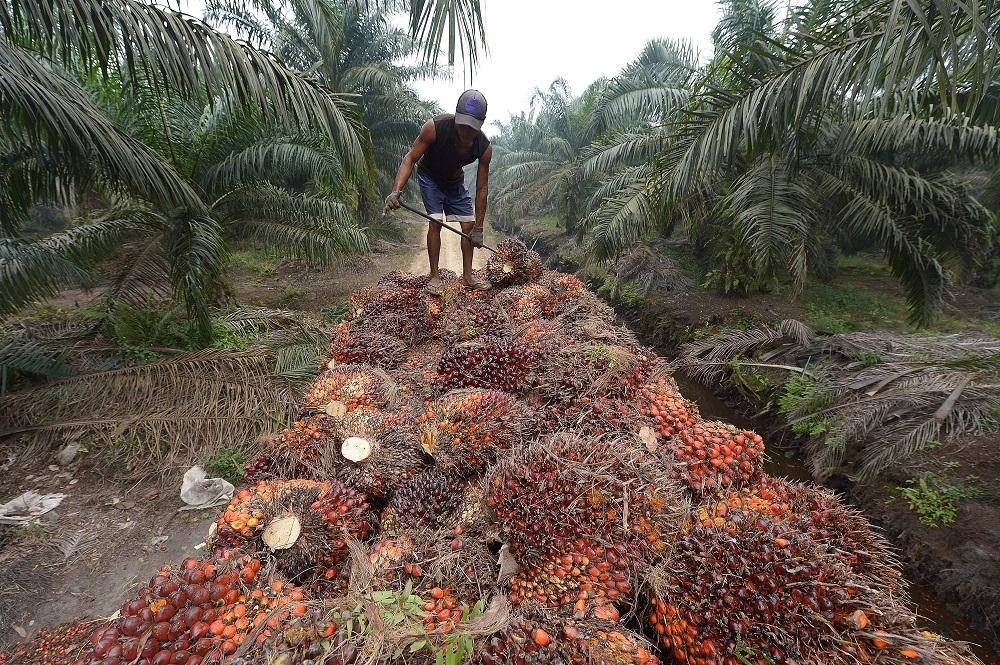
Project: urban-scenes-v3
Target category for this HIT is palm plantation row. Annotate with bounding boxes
[490,0,1000,326]
[2,0,999,380]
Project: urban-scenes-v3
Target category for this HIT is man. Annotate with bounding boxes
[384,89,492,295]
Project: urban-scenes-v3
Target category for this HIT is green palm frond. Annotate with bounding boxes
[580,133,664,178]
[408,0,487,69]
[2,0,370,175]
[718,157,824,290]
[201,139,344,195]
[218,183,371,259]
[0,40,206,213]
[834,111,1000,161]
[580,166,659,261]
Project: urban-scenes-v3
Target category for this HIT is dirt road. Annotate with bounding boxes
[405,215,490,276]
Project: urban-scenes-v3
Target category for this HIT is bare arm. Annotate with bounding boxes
[474,144,492,228]
[392,119,436,194]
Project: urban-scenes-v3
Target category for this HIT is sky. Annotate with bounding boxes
[177,0,721,125]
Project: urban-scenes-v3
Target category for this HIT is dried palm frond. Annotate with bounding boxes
[606,244,695,297]
[674,319,815,384]
[0,348,305,468]
[686,320,1000,480]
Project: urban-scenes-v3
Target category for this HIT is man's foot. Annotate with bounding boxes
[462,278,491,291]
[425,278,444,296]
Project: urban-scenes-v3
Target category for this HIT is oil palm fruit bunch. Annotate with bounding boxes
[505,546,631,621]
[417,389,535,475]
[484,238,544,287]
[545,289,617,323]
[243,450,310,484]
[72,554,310,665]
[214,479,371,578]
[436,336,536,393]
[273,413,340,469]
[636,379,700,440]
[324,330,409,370]
[367,535,422,587]
[256,605,362,665]
[540,395,652,439]
[326,409,429,497]
[378,268,457,291]
[442,300,511,344]
[493,285,547,325]
[479,610,660,665]
[646,512,901,665]
[537,271,585,295]
[540,343,662,402]
[351,285,434,346]
[486,434,684,562]
[385,470,466,530]
[699,476,904,588]
[513,319,570,360]
[302,365,398,415]
[664,420,764,496]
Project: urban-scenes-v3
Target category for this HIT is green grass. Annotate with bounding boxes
[798,282,910,332]
[227,247,285,279]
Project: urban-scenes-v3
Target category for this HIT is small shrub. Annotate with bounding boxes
[898,473,982,527]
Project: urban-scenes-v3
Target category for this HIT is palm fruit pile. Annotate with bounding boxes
[214,480,371,579]
[484,239,544,287]
[417,389,535,475]
[15,260,988,665]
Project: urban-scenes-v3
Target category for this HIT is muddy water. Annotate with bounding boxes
[671,371,1000,665]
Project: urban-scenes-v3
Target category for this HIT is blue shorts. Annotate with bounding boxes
[417,173,474,223]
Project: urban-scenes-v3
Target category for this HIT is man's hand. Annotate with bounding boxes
[470,227,484,248]
[383,190,402,213]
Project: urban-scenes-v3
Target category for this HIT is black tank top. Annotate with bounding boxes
[416,114,490,189]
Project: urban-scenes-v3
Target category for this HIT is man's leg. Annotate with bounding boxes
[459,221,474,283]
[418,174,446,287]
[427,217,443,285]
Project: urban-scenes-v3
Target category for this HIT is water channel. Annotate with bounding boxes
[671,371,999,665]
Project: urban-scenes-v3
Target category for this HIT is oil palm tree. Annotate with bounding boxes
[0,0,373,336]
[587,0,1000,325]
[576,38,700,257]
[203,0,439,203]
[491,79,606,232]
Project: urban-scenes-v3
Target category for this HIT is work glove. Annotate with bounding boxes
[470,227,484,248]
[383,190,402,212]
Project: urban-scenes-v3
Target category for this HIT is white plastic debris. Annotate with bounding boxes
[178,466,235,511]
[0,490,67,525]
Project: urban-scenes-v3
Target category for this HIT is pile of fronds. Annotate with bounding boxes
[0,306,330,468]
[675,321,1000,479]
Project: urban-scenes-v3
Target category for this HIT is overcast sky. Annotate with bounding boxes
[178,0,721,125]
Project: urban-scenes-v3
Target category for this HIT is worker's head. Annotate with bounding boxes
[455,89,487,132]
